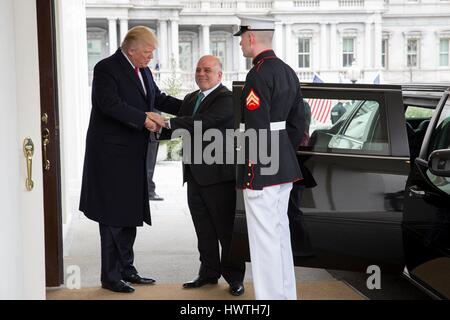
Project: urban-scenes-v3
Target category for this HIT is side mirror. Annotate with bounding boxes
[428,149,450,177]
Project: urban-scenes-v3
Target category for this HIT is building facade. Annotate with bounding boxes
[85,0,450,90]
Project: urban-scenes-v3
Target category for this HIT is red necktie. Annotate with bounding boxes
[134,66,139,77]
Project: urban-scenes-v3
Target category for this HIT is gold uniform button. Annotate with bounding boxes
[248,173,251,177]
[246,183,250,186]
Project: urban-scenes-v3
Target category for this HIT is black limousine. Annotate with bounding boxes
[230,83,450,299]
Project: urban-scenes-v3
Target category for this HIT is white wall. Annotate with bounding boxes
[0,0,46,299]
[55,0,90,238]
[0,0,23,300]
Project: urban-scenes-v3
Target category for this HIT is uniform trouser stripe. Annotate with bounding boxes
[243,183,297,300]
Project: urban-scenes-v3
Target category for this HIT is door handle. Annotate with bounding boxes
[42,128,51,171]
[409,185,426,198]
[23,138,34,191]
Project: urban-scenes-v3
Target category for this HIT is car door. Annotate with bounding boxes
[403,89,450,299]
[230,82,409,274]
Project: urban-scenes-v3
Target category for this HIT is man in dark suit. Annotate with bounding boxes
[79,26,181,293]
[148,55,246,296]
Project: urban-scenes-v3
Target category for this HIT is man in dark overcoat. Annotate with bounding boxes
[79,26,181,293]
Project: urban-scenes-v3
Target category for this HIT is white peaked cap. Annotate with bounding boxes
[233,16,276,36]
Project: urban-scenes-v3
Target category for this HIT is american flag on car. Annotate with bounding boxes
[308,74,332,124]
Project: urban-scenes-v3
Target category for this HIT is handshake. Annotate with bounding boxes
[144,112,168,132]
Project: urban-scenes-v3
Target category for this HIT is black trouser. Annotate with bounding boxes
[186,174,245,284]
[99,224,138,283]
[146,139,159,196]
[288,184,313,256]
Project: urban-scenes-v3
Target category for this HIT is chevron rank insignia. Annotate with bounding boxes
[246,89,260,110]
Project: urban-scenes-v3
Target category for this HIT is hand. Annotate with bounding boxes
[146,112,166,128]
[144,117,161,132]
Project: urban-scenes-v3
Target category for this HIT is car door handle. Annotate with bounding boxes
[409,185,426,198]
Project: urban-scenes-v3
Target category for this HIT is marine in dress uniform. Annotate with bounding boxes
[234,16,308,300]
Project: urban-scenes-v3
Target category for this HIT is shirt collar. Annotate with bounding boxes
[252,49,276,66]
[200,82,221,99]
[121,49,137,70]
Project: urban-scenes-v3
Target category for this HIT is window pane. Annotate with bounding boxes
[87,39,103,70]
[342,101,379,140]
[382,39,388,68]
[343,38,354,52]
[343,53,353,67]
[440,39,449,52]
[440,54,449,66]
[179,41,192,71]
[440,39,449,66]
[405,106,434,119]
[408,54,417,67]
[407,39,417,53]
[305,55,310,68]
[211,41,226,69]
[306,99,388,154]
[343,38,354,67]
[299,39,304,52]
[305,39,310,51]
[298,38,310,68]
[426,97,450,195]
[431,98,450,149]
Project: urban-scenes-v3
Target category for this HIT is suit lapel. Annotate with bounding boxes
[114,49,147,99]
[182,91,200,116]
[192,84,224,115]
[141,68,154,102]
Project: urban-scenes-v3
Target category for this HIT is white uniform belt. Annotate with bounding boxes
[239,121,286,132]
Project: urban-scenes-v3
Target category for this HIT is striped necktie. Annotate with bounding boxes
[192,92,205,115]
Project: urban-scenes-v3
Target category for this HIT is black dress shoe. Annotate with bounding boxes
[123,274,156,285]
[101,280,135,293]
[183,276,218,289]
[229,282,245,296]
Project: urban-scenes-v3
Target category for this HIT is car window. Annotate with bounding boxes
[306,98,357,135]
[405,106,434,120]
[306,99,388,155]
[426,95,450,195]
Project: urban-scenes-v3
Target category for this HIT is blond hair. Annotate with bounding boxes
[121,26,157,50]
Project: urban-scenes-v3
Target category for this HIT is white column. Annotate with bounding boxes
[274,21,284,59]
[108,18,118,54]
[170,19,179,69]
[157,20,168,70]
[119,18,128,44]
[320,23,328,70]
[374,20,382,70]
[365,22,372,69]
[284,23,294,68]
[330,23,337,69]
[202,24,210,55]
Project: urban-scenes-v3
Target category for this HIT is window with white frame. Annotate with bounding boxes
[382,38,388,69]
[179,41,193,71]
[298,38,311,68]
[440,38,449,67]
[211,40,227,70]
[407,38,419,68]
[343,37,355,67]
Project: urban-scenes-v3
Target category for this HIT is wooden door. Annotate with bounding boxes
[36,0,64,287]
